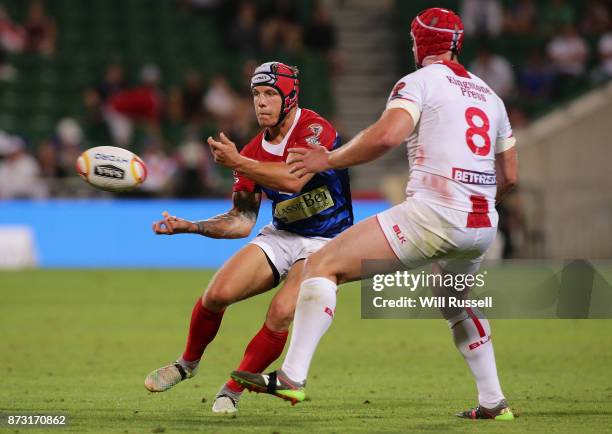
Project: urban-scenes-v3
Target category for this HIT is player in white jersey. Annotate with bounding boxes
[231,7,518,421]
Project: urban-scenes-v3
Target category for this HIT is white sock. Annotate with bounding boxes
[281,277,337,383]
[448,308,505,408]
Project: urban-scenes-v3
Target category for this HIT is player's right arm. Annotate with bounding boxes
[287,76,420,176]
[152,191,261,238]
[288,109,414,176]
[208,132,316,193]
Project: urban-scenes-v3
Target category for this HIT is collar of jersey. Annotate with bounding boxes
[262,108,302,156]
[432,60,471,78]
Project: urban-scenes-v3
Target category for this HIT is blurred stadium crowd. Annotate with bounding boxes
[461,0,611,127]
[0,0,337,198]
[0,0,611,203]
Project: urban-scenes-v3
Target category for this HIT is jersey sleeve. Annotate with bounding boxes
[292,117,338,152]
[232,141,260,193]
[495,98,516,154]
[385,73,425,125]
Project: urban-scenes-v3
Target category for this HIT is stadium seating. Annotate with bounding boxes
[0,0,332,149]
[394,0,604,118]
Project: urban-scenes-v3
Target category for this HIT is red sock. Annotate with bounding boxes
[182,298,225,362]
[226,323,289,392]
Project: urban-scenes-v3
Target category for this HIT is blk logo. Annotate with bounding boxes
[468,335,491,350]
[393,224,406,244]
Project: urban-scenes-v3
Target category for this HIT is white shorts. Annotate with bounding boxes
[376,197,498,275]
[249,224,330,283]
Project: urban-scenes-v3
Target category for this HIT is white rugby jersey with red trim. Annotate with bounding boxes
[386,60,515,214]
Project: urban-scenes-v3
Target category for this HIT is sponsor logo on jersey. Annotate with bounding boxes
[274,185,334,223]
[305,123,323,145]
[94,153,129,164]
[452,168,496,185]
[446,75,491,102]
[445,76,492,94]
[446,76,491,102]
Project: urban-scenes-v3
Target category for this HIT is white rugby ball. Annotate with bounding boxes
[76,146,147,192]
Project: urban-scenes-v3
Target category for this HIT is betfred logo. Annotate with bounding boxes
[452,168,496,185]
[392,224,407,244]
[94,164,125,179]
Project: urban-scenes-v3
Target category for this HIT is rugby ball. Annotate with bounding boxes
[76,146,147,192]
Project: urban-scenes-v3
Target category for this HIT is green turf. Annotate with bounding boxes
[1,270,612,433]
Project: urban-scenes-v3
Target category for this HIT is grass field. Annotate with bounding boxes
[1,270,612,433]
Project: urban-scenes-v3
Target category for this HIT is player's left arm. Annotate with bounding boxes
[234,160,314,194]
[494,100,518,204]
[495,146,518,204]
[208,132,315,193]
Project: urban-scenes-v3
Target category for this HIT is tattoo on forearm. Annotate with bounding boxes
[194,191,260,238]
[195,213,241,238]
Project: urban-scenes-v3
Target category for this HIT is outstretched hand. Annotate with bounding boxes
[287,143,331,178]
[207,132,242,169]
[152,211,196,235]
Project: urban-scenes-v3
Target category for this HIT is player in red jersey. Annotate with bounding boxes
[144,62,353,414]
[232,9,517,421]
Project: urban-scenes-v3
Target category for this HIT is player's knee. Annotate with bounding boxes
[303,252,338,280]
[266,298,294,330]
[336,273,351,285]
[202,282,235,310]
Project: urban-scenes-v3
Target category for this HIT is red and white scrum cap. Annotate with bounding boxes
[251,61,299,125]
[410,8,464,67]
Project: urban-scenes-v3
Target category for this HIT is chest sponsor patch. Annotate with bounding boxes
[274,185,335,224]
[452,168,496,185]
